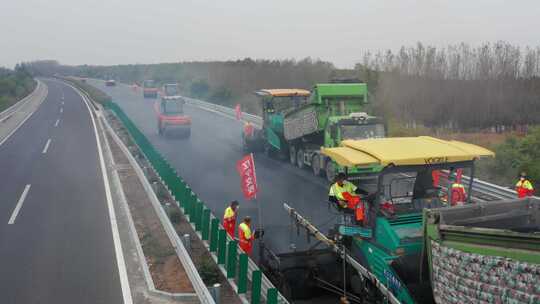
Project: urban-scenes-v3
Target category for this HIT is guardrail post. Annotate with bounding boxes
[195,201,203,231]
[187,192,196,219]
[266,288,278,304]
[182,191,190,214]
[202,209,211,240]
[251,270,262,304]
[179,185,190,209]
[226,240,237,278]
[189,195,198,223]
[217,229,227,264]
[237,253,248,294]
[210,218,219,252]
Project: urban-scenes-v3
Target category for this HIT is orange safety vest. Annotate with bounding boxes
[238,222,253,254]
[223,206,236,237]
[516,179,534,198]
[450,183,466,206]
[342,192,365,222]
[244,123,254,137]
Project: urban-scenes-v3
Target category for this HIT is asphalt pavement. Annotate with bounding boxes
[90,80,341,256]
[0,79,124,304]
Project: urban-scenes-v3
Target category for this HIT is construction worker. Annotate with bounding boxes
[243,122,254,138]
[223,200,239,238]
[238,216,254,255]
[516,172,534,198]
[450,180,467,206]
[329,173,366,224]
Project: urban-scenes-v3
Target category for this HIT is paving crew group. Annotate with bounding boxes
[327,171,534,225]
[225,170,534,254]
[223,200,259,255]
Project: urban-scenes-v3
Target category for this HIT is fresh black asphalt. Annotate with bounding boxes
[90,80,340,256]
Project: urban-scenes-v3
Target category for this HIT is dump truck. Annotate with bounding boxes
[260,136,495,303]
[143,79,158,98]
[243,83,385,181]
[423,198,540,304]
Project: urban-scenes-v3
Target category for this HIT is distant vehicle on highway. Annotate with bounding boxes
[105,79,116,86]
[80,78,87,83]
[160,83,181,100]
[154,95,191,138]
[143,80,158,98]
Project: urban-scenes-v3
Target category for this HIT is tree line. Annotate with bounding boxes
[0,65,36,112]
[359,41,540,131]
[23,41,540,131]
[24,58,335,114]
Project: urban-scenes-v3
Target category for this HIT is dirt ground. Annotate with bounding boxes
[107,129,195,293]
[173,211,243,304]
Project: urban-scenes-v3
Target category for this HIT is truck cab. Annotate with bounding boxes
[143,79,158,98]
[161,83,181,100]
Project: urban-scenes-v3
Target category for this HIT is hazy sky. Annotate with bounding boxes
[2,0,539,68]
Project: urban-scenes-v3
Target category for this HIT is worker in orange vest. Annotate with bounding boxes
[450,182,467,206]
[516,172,534,198]
[329,173,366,224]
[238,216,254,255]
[223,201,239,238]
[243,122,254,138]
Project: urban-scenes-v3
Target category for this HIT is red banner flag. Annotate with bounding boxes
[236,153,258,200]
[235,104,242,121]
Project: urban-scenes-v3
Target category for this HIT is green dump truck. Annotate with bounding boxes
[424,198,540,304]
[243,83,385,181]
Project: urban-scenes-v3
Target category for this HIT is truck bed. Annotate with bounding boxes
[438,197,540,232]
[424,198,540,304]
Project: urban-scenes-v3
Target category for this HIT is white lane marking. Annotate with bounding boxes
[8,184,31,224]
[72,84,133,304]
[42,138,51,154]
[60,107,63,113]
[62,101,65,105]
[54,119,60,127]
[0,80,47,147]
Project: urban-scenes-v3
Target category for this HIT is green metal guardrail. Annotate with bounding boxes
[105,101,280,304]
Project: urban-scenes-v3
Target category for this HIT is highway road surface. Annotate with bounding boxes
[90,80,340,257]
[0,79,128,304]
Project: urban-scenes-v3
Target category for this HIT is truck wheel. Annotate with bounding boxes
[296,149,305,169]
[326,161,336,182]
[289,146,297,165]
[312,155,322,176]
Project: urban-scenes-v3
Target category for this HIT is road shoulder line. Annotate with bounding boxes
[42,138,51,154]
[8,184,31,224]
[74,84,134,304]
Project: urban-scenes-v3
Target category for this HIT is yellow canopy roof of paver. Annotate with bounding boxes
[255,89,311,97]
[321,136,495,167]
